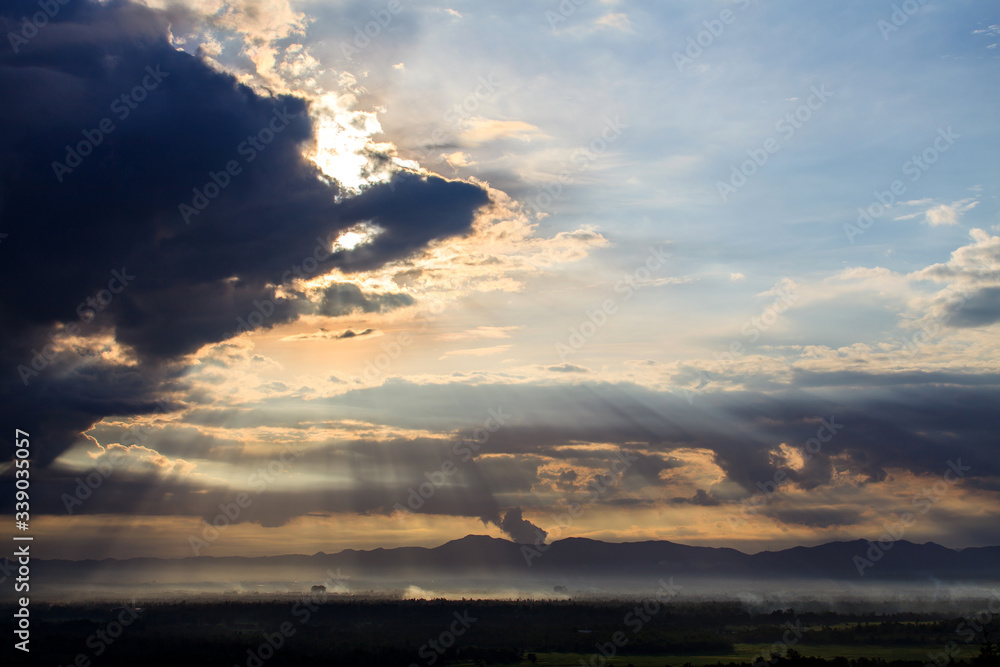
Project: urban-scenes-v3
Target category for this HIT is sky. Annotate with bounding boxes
[1,0,998,560]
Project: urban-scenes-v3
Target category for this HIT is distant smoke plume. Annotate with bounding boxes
[498,507,546,544]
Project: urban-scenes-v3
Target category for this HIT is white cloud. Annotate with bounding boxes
[459,118,544,145]
[595,13,632,31]
[444,151,473,168]
[439,345,513,359]
[924,199,978,226]
[911,228,1000,285]
[439,326,521,342]
[634,276,693,288]
[893,198,978,226]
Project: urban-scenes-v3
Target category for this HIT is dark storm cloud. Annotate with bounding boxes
[0,0,489,464]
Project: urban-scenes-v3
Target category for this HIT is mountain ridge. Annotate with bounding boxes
[10,534,1000,583]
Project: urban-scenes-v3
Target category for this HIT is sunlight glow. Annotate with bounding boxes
[331,222,383,253]
[308,93,396,192]
[334,231,367,251]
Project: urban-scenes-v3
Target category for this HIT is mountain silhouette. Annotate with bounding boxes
[6,535,998,594]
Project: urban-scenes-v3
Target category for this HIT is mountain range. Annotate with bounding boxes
[7,535,999,592]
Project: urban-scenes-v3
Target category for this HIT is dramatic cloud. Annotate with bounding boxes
[2,0,999,560]
[0,0,488,463]
[14,371,986,542]
[320,377,1000,500]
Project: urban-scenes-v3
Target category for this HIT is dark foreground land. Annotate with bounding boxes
[4,598,999,667]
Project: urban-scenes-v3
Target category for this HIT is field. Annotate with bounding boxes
[3,597,996,667]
